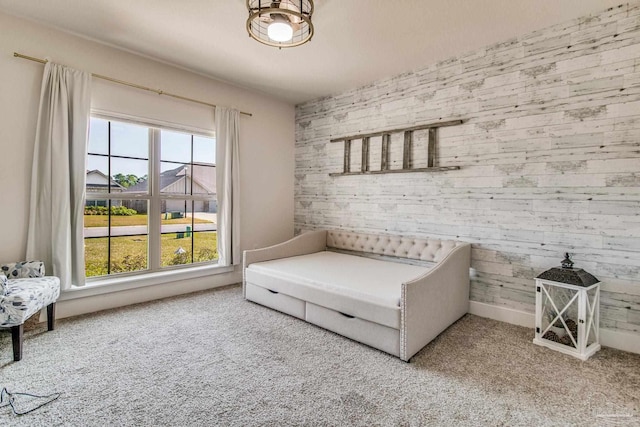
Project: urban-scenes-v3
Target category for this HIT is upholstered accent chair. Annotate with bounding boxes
[0,261,60,361]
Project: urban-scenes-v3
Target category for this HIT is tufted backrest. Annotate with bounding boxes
[326,230,462,263]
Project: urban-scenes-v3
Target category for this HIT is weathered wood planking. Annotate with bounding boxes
[295,3,640,335]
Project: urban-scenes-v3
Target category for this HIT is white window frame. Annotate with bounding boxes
[85,111,220,281]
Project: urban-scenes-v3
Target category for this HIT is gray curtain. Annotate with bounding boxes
[215,107,241,266]
[26,62,92,289]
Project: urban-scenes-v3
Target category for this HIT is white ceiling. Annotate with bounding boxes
[0,0,624,105]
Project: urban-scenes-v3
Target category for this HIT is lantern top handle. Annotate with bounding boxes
[561,253,574,269]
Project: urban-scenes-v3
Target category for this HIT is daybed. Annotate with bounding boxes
[243,230,471,361]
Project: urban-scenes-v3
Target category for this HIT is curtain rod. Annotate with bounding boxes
[13,52,252,117]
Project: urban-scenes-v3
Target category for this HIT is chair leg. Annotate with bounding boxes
[11,324,23,362]
[47,303,56,331]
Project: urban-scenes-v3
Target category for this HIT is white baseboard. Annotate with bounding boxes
[469,301,534,328]
[600,328,640,355]
[48,269,242,321]
[468,301,640,355]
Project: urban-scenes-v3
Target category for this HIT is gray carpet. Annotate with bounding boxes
[1,285,639,426]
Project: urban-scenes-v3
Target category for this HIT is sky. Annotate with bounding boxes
[87,117,215,178]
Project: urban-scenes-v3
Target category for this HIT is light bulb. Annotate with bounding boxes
[268,15,293,42]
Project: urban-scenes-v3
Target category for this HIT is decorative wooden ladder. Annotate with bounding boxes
[329,119,463,177]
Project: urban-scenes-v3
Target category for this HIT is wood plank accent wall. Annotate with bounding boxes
[294,3,640,337]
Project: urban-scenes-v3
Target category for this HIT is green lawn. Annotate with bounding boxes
[85,232,218,277]
[84,214,213,228]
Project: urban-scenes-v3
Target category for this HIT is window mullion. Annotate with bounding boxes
[148,128,161,271]
[107,122,112,274]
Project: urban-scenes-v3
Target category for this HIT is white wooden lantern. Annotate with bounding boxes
[533,253,601,361]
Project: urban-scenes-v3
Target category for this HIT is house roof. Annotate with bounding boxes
[126,165,182,192]
[126,164,215,194]
[160,164,186,192]
[86,169,124,189]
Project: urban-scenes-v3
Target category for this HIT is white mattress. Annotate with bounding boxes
[246,251,427,317]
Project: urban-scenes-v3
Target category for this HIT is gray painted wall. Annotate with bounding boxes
[295,3,640,337]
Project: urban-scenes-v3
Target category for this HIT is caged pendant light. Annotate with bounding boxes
[246,0,314,48]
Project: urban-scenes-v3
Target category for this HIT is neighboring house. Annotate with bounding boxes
[124,164,217,214]
[85,170,124,207]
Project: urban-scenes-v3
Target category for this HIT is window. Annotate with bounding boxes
[85,116,217,278]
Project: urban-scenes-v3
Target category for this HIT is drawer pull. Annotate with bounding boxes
[267,289,279,294]
[339,312,355,319]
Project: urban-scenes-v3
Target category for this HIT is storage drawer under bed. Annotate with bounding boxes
[305,302,400,357]
[245,282,306,319]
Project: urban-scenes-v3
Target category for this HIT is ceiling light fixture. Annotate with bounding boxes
[267,15,294,42]
[246,0,314,48]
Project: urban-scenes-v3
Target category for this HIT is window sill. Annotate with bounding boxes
[58,264,236,301]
